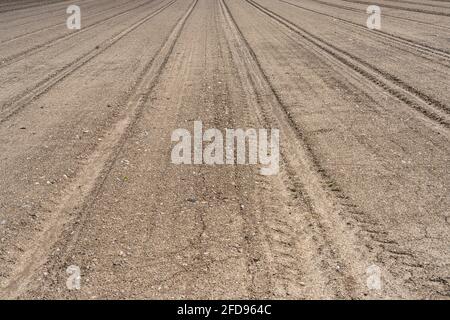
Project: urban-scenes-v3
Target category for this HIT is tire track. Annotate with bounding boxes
[390,0,450,10]
[340,0,450,17]
[234,0,443,297]
[0,0,69,14]
[253,21,445,296]
[280,0,450,64]
[210,5,266,297]
[1,0,198,299]
[222,0,449,298]
[309,0,450,31]
[247,0,450,128]
[218,0,320,298]
[0,0,96,24]
[211,2,276,297]
[215,6,329,296]
[0,0,159,68]
[0,0,175,125]
[219,0,385,299]
[0,0,135,45]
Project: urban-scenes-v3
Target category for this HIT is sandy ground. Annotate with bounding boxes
[0,0,448,299]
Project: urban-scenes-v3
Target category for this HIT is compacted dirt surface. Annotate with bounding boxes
[0,0,449,299]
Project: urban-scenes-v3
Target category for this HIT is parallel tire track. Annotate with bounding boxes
[0,0,136,45]
[0,0,158,68]
[0,0,69,14]
[341,0,450,17]
[222,0,435,298]
[0,0,95,24]
[310,0,450,31]
[0,0,176,125]
[2,0,198,299]
[280,0,450,64]
[247,0,450,128]
[243,0,445,297]
[391,0,450,10]
[220,0,373,298]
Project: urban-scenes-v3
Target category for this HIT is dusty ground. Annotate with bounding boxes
[0,0,448,299]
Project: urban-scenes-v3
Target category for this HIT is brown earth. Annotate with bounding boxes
[0,0,448,299]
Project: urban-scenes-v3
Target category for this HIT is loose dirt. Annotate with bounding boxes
[0,0,448,299]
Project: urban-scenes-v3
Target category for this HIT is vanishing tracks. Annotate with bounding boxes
[340,0,450,17]
[0,0,175,125]
[2,0,199,299]
[0,0,136,44]
[309,0,450,31]
[0,0,96,24]
[220,0,450,298]
[0,0,159,67]
[0,0,71,14]
[280,0,450,64]
[391,0,450,10]
[246,0,450,129]
[220,0,369,298]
